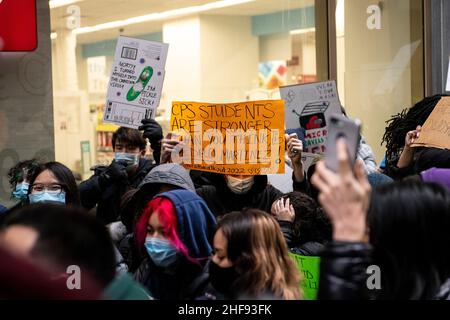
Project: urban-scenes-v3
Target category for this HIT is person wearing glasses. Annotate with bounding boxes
[27,162,80,206]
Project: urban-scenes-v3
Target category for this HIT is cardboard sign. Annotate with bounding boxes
[289,253,320,300]
[104,36,168,128]
[169,101,285,176]
[280,81,342,154]
[412,97,450,149]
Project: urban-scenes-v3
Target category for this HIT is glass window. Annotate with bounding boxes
[335,0,424,161]
[49,0,328,177]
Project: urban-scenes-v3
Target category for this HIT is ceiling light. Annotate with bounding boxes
[72,0,255,35]
[290,27,316,35]
[49,0,81,9]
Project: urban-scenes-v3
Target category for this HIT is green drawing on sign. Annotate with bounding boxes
[289,253,320,300]
[126,66,153,101]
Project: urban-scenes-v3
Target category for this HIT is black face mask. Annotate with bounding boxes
[209,261,240,296]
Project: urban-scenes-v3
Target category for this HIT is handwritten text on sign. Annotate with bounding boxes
[412,97,450,149]
[169,100,285,176]
[289,253,320,300]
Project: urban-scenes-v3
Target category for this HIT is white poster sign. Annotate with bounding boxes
[104,36,168,128]
[280,80,342,154]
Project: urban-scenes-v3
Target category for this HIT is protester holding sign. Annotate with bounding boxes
[159,100,287,217]
[382,94,450,179]
[79,125,161,225]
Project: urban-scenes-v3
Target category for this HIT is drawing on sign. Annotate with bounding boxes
[127,66,153,101]
[292,101,330,130]
[280,80,342,155]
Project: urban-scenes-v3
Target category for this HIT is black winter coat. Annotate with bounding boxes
[318,241,374,300]
[195,174,283,217]
[134,256,209,300]
[79,159,154,224]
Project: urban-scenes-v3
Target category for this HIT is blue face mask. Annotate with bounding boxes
[144,237,178,267]
[29,191,66,205]
[114,153,139,167]
[12,182,29,201]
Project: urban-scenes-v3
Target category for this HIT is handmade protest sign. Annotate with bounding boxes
[169,100,285,176]
[280,80,342,154]
[104,36,168,128]
[289,253,320,300]
[411,97,450,149]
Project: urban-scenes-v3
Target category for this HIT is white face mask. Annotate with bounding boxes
[225,176,255,194]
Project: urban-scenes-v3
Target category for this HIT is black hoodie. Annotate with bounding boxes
[79,158,154,225]
[195,173,283,217]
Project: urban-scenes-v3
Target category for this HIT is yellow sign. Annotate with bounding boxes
[170,100,285,175]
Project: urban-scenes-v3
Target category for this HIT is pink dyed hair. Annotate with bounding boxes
[135,196,191,261]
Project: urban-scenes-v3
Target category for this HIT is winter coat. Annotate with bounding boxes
[196,174,283,217]
[79,158,154,224]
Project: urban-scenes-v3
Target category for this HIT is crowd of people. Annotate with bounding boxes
[1,94,450,300]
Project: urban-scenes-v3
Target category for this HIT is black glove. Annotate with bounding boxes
[139,118,163,164]
[98,160,128,189]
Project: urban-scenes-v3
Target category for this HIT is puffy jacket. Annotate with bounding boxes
[79,158,154,225]
[318,241,373,300]
[318,241,450,300]
[196,174,283,217]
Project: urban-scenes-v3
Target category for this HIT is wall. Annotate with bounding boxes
[200,15,259,102]
[0,1,54,207]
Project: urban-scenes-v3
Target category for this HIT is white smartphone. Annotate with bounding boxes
[324,114,362,172]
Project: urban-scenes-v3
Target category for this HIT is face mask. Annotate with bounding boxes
[12,182,29,201]
[225,176,254,194]
[114,153,139,167]
[209,261,240,295]
[145,237,178,268]
[29,191,66,205]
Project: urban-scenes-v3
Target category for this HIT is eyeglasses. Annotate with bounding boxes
[30,183,64,194]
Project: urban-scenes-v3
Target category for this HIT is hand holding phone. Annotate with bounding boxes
[324,114,361,172]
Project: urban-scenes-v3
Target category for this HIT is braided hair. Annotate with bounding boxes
[382,94,449,162]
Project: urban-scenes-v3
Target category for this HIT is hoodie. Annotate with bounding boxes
[133,189,216,300]
[120,163,196,231]
[196,173,283,217]
[159,190,216,260]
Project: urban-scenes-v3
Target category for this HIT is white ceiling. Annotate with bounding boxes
[50,0,315,44]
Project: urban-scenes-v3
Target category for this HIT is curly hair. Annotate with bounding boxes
[283,192,332,246]
[382,94,448,162]
[7,159,41,188]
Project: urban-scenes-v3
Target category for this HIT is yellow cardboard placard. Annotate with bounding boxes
[169,100,285,175]
[412,97,450,149]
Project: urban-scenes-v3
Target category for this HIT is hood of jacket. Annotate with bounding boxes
[157,189,216,260]
[138,163,195,191]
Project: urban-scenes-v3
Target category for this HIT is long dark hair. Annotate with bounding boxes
[28,162,80,206]
[217,209,301,300]
[368,181,450,299]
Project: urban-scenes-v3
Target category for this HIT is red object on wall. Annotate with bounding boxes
[0,0,37,51]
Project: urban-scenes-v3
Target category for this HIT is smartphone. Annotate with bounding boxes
[324,114,361,172]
